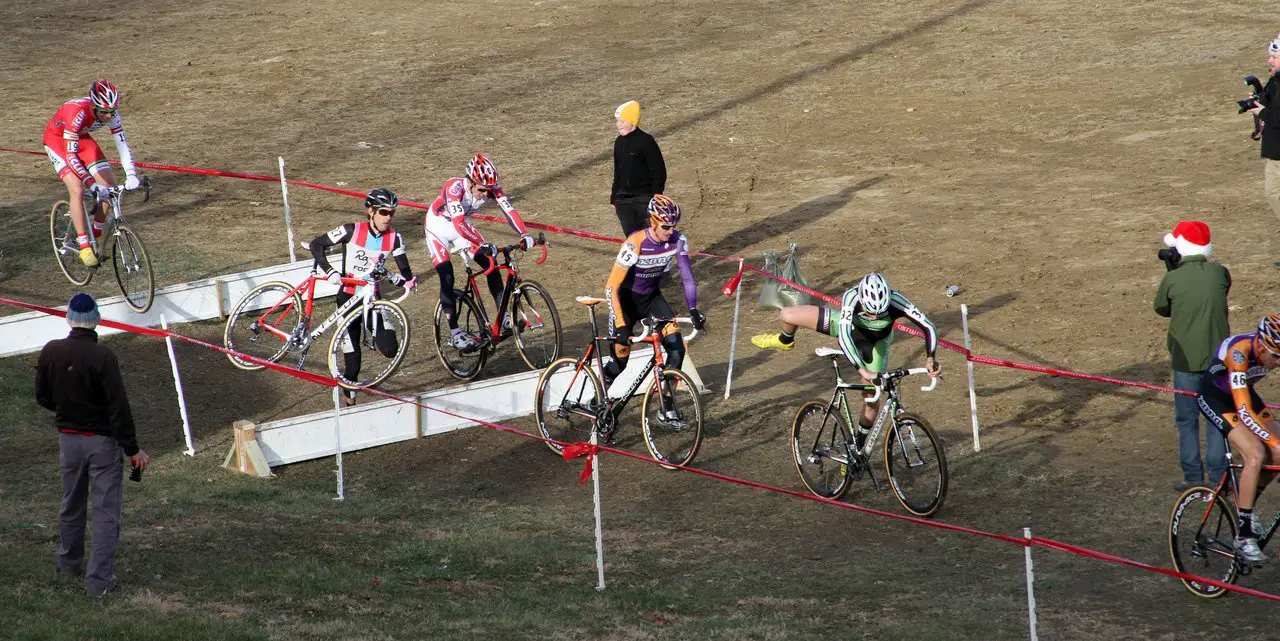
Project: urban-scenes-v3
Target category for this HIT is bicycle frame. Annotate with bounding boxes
[453,238,549,344]
[249,273,385,366]
[823,358,900,459]
[1202,459,1280,551]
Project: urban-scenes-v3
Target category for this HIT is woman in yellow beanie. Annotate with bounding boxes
[611,100,666,235]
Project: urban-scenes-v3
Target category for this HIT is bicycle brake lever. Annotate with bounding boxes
[864,382,883,404]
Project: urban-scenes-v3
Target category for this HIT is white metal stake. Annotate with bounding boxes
[591,429,606,591]
[160,314,196,457]
[332,387,345,501]
[279,156,297,264]
[724,260,744,399]
[1024,527,1039,641]
[961,304,981,452]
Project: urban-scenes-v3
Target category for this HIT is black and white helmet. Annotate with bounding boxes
[857,272,891,317]
[364,187,398,210]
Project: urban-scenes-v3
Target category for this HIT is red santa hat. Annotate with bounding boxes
[1163,220,1211,257]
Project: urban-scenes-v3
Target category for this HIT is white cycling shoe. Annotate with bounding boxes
[1234,536,1267,565]
[451,330,479,350]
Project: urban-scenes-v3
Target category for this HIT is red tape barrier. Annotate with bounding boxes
[0,148,1251,406]
[4,294,1278,602]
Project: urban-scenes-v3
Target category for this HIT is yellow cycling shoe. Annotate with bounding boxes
[79,248,99,267]
[751,332,794,350]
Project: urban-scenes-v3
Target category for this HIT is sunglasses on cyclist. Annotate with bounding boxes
[658,223,676,231]
[373,208,395,217]
[93,108,117,117]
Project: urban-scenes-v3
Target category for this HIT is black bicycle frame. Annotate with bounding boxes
[464,252,521,341]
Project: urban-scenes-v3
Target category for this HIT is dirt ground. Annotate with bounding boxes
[3,0,1280,637]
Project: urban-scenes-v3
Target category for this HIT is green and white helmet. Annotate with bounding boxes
[858,272,891,317]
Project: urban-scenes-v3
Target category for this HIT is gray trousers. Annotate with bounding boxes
[58,432,124,594]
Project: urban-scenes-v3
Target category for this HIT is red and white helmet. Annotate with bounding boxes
[89,80,120,110]
[466,153,499,188]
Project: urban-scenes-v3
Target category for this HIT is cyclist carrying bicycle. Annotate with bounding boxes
[309,188,417,406]
[752,272,941,436]
[1196,312,1280,564]
[43,80,143,267]
[424,153,536,350]
[601,195,705,421]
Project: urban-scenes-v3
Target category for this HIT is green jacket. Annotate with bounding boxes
[1153,256,1231,372]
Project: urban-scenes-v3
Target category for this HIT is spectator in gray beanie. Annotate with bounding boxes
[36,293,149,598]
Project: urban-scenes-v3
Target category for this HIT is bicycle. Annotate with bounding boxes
[222,256,412,390]
[1168,454,1280,598]
[432,233,562,380]
[534,296,703,469]
[789,347,948,517]
[49,178,155,313]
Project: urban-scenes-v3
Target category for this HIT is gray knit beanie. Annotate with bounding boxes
[66,293,100,329]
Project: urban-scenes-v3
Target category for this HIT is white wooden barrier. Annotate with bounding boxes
[244,347,706,468]
[0,256,339,358]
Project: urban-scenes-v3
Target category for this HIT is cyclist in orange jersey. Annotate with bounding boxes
[1196,312,1280,564]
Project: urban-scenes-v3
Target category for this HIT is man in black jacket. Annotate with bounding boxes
[611,100,666,235]
[1246,34,1280,265]
[36,293,148,598]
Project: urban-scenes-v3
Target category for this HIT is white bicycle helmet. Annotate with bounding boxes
[857,272,891,317]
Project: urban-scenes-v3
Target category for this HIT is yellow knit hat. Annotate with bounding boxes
[614,100,641,127]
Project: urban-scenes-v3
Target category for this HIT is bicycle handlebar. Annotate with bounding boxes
[864,367,938,404]
[631,317,699,344]
[477,232,550,276]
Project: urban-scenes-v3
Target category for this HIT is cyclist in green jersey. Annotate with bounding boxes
[753,272,941,430]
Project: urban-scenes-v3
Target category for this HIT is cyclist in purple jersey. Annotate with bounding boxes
[601,195,705,413]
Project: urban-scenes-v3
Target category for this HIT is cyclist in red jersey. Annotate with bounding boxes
[424,153,535,350]
[1197,312,1280,564]
[43,80,142,267]
[42,81,141,266]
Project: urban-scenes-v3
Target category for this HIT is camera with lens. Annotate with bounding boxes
[1237,75,1267,112]
[1157,247,1181,272]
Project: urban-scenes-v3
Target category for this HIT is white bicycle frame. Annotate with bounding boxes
[79,186,128,259]
[819,348,935,458]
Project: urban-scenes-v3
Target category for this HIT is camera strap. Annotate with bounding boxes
[1252,114,1263,142]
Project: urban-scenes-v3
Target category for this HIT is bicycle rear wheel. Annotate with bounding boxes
[110,225,155,313]
[433,291,488,380]
[535,357,604,455]
[883,412,948,517]
[790,400,853,499]
[1169,485,1239,598]
[223,281,303,370]
[328,299,411,389]
[640,368,704,469]
[49,200,94,286]
[511,280,563,371]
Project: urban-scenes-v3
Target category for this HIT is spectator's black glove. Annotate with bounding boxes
[689,308,707,331]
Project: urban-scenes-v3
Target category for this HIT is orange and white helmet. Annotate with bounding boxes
[1257,312,1280,355]
[89,80,120,110]
[647,194,682,226]
[466,153,499,188]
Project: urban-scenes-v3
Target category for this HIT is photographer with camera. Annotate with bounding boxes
[1242,34,1280,261]
[1153,222,1231,491]
[35,293,148,598]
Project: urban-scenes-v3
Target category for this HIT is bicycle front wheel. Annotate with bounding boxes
[49,200,94,286]
[511,280,563,371]
[535,357,604,455]
[640,368,704,468]
[223,281,303,370]
[790,400,853,499]
[883,412,948,517]
[1169,485,1239,598]
[110,225,155,313]
[433,291,488,380]
[328,299,411,389]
